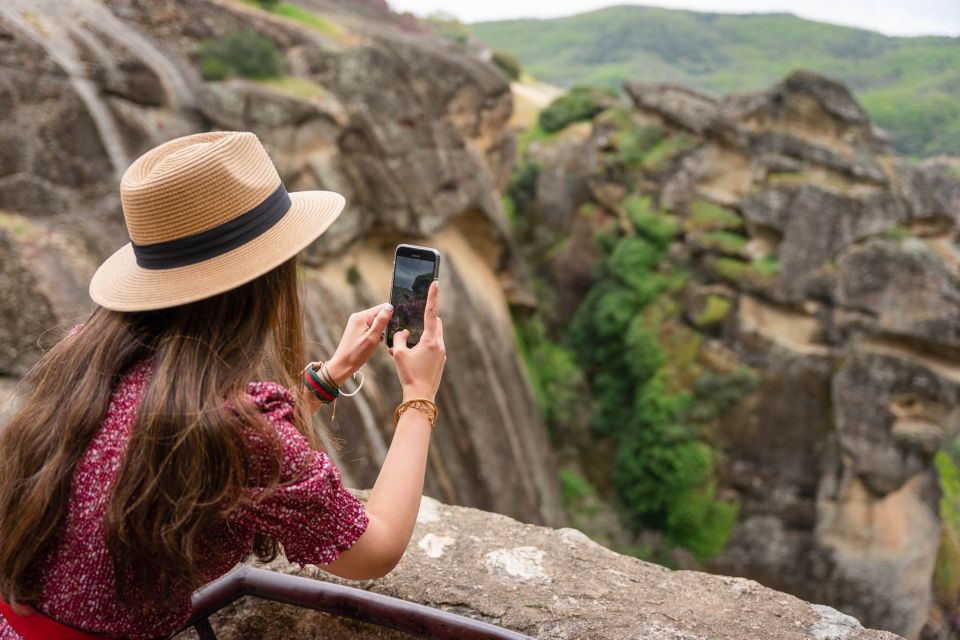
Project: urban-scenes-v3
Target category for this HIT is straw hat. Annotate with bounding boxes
[89,131,345,312]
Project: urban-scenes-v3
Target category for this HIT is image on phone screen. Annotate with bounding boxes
[387,246,439,347]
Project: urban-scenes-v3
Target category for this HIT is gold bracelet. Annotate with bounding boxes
[393,398,438,431]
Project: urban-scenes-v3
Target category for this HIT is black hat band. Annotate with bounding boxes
[131,183,291,270]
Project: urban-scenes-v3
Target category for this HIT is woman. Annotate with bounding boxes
[0,131,446,639]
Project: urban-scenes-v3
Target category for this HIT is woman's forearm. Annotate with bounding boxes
[366,408,433,554]
[322,406,433,579]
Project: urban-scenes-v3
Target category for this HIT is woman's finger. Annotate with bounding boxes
[355,304,386,328]
[365,303,393,338]
[392,329,409,353]
[421,280,440,338]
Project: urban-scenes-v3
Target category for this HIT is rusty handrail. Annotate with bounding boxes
[183,566,531,640]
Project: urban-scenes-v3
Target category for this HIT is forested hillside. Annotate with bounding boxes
[472,5,960,157]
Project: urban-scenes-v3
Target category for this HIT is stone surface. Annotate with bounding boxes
[176,497,902,640]
[625,82,720,135]
[893,156,960,226]
[835,240,960,351]
[0,215,96,376]
[740,185,907,302]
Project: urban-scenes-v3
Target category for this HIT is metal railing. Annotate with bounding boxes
[183,566,531,640]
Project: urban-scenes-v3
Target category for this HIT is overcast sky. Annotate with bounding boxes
[387,0,960,37]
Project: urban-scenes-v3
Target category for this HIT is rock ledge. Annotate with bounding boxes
[187,496,902,640]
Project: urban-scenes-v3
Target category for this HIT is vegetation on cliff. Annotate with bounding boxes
[509,91,763,562]
[472,6,960,157]
[506,64,960,634]
[196,30,283,81]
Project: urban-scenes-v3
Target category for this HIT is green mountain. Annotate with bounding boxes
[471,5,960,157]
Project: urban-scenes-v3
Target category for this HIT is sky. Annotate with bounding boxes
[386,0,960,37]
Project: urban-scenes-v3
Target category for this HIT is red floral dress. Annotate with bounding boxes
[0,347,369,639]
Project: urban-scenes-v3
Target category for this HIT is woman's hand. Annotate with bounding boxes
[390,280,446,401]
[326,303,394,385]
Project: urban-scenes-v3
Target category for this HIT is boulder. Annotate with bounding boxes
[0,229,57,376]
[835,239,960,350]
[777,70,871,129]
[176,496,902,640]
[748,131,886,184]
[832,348,960,497]
[625,82,720,135]
[893,156,960,227]
[0,214,97,375]
[740,185,907,302]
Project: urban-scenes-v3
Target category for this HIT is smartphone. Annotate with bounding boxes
[386,244,441,348]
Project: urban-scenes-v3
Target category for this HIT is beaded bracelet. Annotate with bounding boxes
[393,398,439,431]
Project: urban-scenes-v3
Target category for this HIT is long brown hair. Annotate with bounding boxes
[0,254,318,607]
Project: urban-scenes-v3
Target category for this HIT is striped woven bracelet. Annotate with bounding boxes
[303,362,339,402]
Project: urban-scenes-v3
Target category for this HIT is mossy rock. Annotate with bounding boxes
[881,225,912,242]
[641,300,704,394]
[255,76,326,101]
[684,201,744,233]
[693,294,733,329]
[0,210,42,243]
[693,230,748,256]
[710,256,780,290]
[577,202,601,219]
[641,133,699,172]
[934,521,960,611]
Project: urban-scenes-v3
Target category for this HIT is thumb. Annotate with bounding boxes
[367,303,393,337]
[391,329,409,353]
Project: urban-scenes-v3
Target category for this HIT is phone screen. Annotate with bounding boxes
[387,246,438,347]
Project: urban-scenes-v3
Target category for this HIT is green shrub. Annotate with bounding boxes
[935,522,960,611]
[199,57,230,82]
[538,86,614,133]
[612,124,668,169]
[492,49,522,80]
[641,133,699,170]
[505,160,540,225]
[666,486,739,561]
[693,295,733,329]
[514,314,584,434]
[934,452,960,610]
[624,195,678,248]
[938,451,960,532]
[559,467,598,508]
[196,29,283,81]
[501,194,517,227]
[566,202,738,561]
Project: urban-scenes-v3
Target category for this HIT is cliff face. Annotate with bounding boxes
[175,495,902,640]
[0,0,561,526]
[520,70,960,639]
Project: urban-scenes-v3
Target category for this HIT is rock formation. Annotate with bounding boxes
[174,495,902,640]
[519,70,960,639]
[0,0,561,526]
[1,1,955,637]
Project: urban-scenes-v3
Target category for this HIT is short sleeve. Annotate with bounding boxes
[231,381,369,566]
